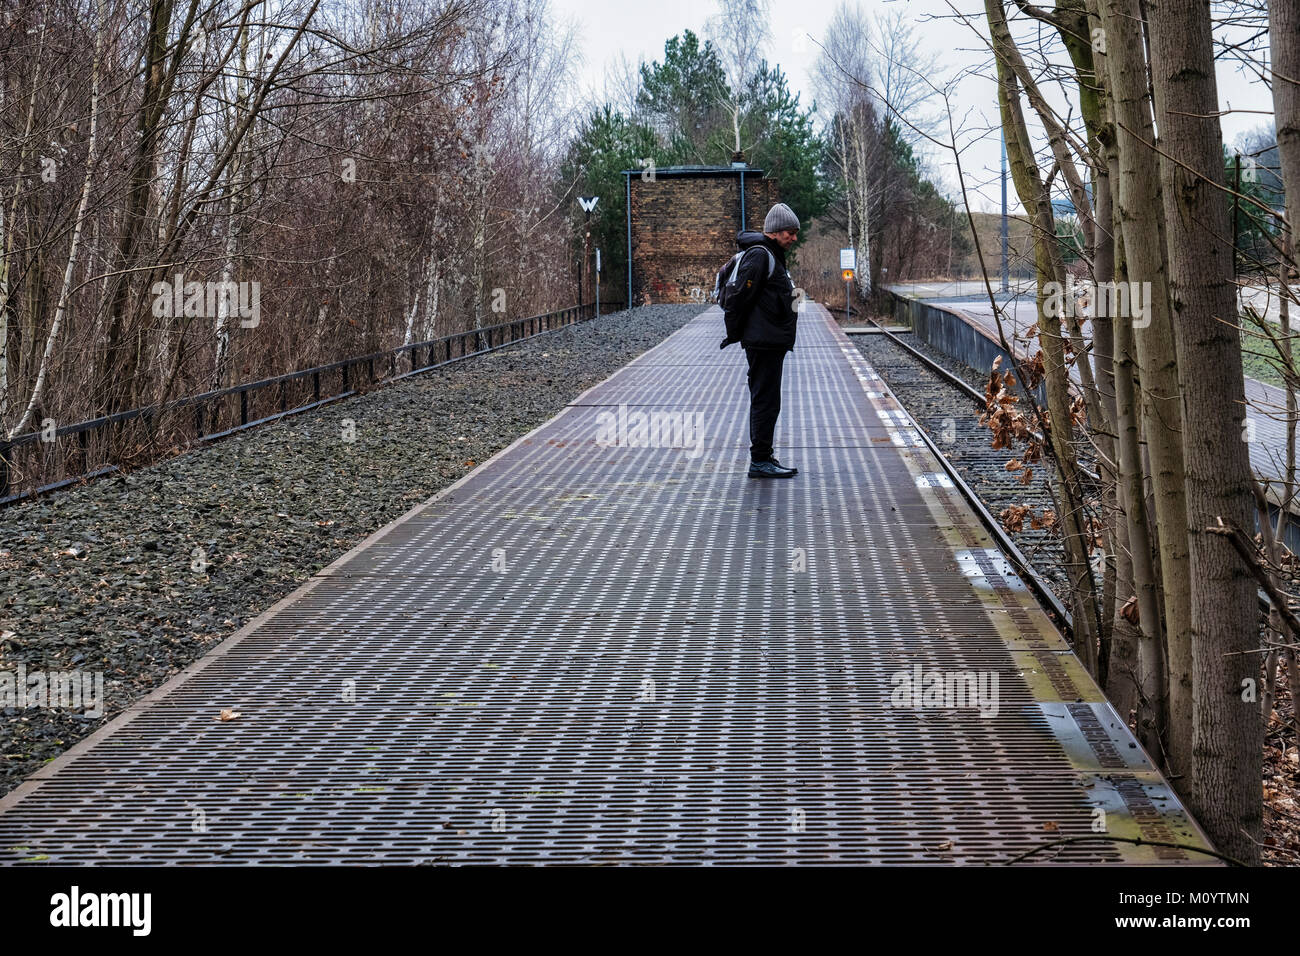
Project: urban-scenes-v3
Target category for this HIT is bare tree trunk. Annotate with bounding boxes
[811,5,882,299]
[1273,0,1300,565]
[97,0,181,416]
[7,0,104,439]
[1114,279,1166,751]
[1108,231,1153,723]
[1087,25,1120,664]
[403,277,421,347]
[1097,0,1194,781]
[708,0,771,157]
[472,159,488,343]
[850,106,873,299]
[1256,483,1285,722]
[0,194,8,423]
[0,39,45,422]
[1282,231,1296,542]
[211,22,251,392]
[1147,0,1262,865]
[424,246,442,341]
[838,119,853,256]
[986,3,1109,479]
[1088,20,1162,741]
[988,2,1103,671]
[1272,0,1300,279]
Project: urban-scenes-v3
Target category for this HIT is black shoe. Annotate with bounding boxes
[762,456,797,475]
[749,459,797,479]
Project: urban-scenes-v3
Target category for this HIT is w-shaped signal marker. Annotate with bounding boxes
[578,196,599,213]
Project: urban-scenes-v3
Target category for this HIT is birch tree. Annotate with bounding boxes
[7,0,105,440]
[706,0,772,159]
[812,2,877,298]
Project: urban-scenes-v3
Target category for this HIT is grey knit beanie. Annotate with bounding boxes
[763,202,800,233]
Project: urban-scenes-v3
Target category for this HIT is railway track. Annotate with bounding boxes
[848,324,1092,625]
[851,320,1283,626]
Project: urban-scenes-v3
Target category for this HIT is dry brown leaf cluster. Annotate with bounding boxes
[999,504,1058,534]
[980,358,1045,482]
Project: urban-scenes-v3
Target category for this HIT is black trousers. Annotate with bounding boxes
[744,346,787,462]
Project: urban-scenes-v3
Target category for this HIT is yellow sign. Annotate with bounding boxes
[842,269,855,282]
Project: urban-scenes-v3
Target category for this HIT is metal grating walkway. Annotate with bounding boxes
[0,304,1213,865]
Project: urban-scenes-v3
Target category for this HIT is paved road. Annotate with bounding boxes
[888,283,1298,496]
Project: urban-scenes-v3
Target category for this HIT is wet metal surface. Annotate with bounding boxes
[0,305,1213,864]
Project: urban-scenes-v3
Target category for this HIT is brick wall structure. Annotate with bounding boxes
[625,166,782,305]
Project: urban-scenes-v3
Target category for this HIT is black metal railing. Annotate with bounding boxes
[0,300,625,507]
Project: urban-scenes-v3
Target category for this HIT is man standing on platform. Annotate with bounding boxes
[719,202,801,479]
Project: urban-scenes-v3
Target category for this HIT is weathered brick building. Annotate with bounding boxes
[623,165,781,305]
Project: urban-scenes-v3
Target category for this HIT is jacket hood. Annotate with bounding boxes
[737,230,785,263]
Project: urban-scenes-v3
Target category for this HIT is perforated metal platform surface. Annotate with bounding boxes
[0,304,1213,864]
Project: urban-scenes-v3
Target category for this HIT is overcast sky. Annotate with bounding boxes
[551,0,1273,216]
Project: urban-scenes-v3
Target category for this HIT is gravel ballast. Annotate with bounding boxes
[0,305,703,797]
[849,328,1073,599]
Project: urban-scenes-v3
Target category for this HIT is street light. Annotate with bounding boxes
[578,195,598,308]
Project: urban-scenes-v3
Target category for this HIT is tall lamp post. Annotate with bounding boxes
[579,195,599,311]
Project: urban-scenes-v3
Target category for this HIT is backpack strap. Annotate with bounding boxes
[729,246,776,285]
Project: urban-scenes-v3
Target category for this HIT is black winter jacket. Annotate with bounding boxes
[720,230,798,352]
